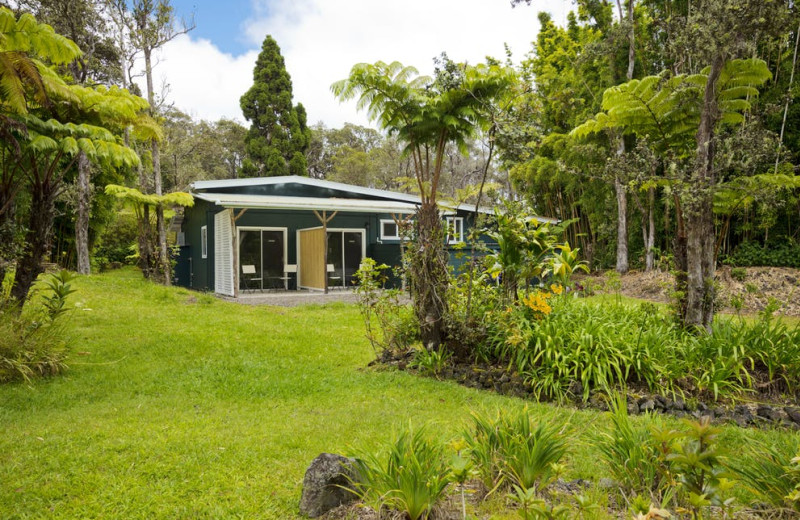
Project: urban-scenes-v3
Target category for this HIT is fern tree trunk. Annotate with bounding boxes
[75,151,91,275]
[408,203,449,351]
[11,171,58,303]
[143,47,170,285]
[683,54,725,330]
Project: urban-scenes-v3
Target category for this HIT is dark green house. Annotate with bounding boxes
[175,176,489,297]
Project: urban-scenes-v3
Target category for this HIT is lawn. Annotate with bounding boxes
[0,269,796,519]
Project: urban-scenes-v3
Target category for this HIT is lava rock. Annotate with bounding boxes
[785,407,800,425]
[627,402,640,415]
[299,453,359,518]
[757,405,783,422]
[639,399,656,413]
[670,399,686,412]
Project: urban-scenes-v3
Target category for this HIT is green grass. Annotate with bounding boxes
[0,269,796,519]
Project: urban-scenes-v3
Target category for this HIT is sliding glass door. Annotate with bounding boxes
[326,230,364,288]
[239,228,286,291]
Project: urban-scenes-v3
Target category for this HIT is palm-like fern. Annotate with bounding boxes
[571,59,771,157]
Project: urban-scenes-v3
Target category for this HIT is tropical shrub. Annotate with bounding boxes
[351,427,452,520]
[722,240,800,268]
[0,271,75,383]
[355,258,419,356]
[463,408,568,493]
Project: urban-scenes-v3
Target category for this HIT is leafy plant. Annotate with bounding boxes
[731,439,800,513]
[352,427,452,520]
[667,418,734,519]
[729,267,747,282]
[0,271,75,383]
[354,258,418,356]
[463,408,568,494]
[411,347,452,377]
[596,394,675,501]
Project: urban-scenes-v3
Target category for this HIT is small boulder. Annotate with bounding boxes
[784,406,800,425]
[299,453,359,518]
[757,405,783,423]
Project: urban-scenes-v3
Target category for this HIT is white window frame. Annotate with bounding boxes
[446,216,464,244]
[201,225,208,259]
[379,219,400,240]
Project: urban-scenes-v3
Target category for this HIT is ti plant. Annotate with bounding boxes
[667,418,734,519]
[39,270,76,322]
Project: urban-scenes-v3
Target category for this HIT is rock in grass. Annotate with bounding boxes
[299,453,359,518]
[785,406,800,425]
[756,405,783,422]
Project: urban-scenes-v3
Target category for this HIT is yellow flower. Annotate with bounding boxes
[550,284,563,295]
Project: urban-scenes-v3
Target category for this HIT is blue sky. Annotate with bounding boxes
[169,0,253,55]
[138,0,573,127]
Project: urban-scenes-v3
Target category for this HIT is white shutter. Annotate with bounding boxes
[214,210,234,296]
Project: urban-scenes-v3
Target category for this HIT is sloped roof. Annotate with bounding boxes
[194,192,418,214]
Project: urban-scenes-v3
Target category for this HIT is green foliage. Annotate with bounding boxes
[731,438,800,512]
[354,258,419,355]
[722,241,800,268]
[485,296,800,402]
[352,427,452,520]
[729,267,746,282]
[572,59,772,158]
[668,418,734,519]
[411,347,451,378]
[463,408,568,493]
[596,394,676,501]
[0,271,75,383]
[239,35,309,177]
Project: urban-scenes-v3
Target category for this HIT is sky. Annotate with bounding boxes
[136,0,573,129]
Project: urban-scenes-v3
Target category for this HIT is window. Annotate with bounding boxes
[380,219,400,240]
[446,217,464,244]
[201,226,208,259]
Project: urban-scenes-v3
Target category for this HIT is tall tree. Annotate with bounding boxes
[127,0,193,285]
[333,61,512,350]
[240,35,310,177]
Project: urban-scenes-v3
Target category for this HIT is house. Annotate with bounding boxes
[174,176,489,296]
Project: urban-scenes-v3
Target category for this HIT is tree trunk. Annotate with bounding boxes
[645,187,655,271]
[614,172,629,273]
[408,203,449,351]
[684,54,725,331]
[11,178,57,303]
[143,47,170,285]
[75,151,92,275]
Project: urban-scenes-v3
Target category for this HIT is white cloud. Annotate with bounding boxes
[136,0,573,128]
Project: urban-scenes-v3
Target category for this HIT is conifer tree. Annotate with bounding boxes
[240,35,309,177]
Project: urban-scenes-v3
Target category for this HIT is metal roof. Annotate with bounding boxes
[190,175,558,221]
[194,192,419,214]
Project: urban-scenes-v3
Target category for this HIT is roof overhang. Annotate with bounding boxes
[194,192,419,214]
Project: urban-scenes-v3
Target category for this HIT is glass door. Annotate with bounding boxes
[326,231,363,288]
[343,232,362,286]
[326,231,343,288]
[239,229,285,291]
[262,230,285,289]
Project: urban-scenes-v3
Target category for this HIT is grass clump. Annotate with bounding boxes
[352,426,452,520]
[464,407,568,494]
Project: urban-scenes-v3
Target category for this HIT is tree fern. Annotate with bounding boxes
[572,59,772,157]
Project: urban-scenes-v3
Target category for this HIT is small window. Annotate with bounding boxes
[201,226,208,259]
[380,219,400,240]
[446,217,464,244]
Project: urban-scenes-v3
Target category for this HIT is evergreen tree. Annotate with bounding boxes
[240,35,310,177]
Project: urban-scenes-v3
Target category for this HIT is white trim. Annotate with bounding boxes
[190,175,499,214]
[200,226,207,259]
[446,216,464,244]
[237,226,288,291]
[193,192,418,214]
[379,219,400,240]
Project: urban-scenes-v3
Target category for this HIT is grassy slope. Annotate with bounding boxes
[0,269,796,519]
